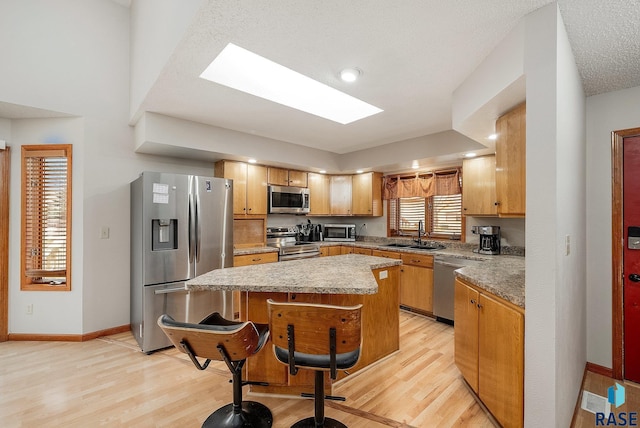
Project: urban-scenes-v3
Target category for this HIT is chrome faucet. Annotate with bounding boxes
[417,220,423,246]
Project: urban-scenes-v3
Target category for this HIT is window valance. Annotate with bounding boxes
[382,169,461,200]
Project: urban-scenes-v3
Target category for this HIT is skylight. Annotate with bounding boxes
[199,43,383,125]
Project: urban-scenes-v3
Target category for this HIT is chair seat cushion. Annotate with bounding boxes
[274,346,360,371]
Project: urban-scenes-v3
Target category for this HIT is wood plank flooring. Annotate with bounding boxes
[572,370,640,427]
[0,311,493,427]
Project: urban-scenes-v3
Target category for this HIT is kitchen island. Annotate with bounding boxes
[186,254,402,396]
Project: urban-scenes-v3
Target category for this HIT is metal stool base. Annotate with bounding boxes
[202,401,273,428]
[291,417,347,428]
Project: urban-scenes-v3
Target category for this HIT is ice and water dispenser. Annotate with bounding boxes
[151,219,178,251]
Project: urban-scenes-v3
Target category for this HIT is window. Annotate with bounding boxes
[389,194,462,239]
[21,145,72,291]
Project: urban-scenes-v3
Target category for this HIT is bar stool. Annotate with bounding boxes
[158,312,273,428]
[266,299,363,428]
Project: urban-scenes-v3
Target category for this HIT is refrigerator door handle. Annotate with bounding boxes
[188,189,196,264]
[196,190,202,263]
[154,286,188,295]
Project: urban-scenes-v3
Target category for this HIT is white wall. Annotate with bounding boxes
[129,0,205,121]
[586,85,640,368]
[0,0,218,335]
[465,217,525,247]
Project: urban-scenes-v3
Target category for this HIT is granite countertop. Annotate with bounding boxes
[234,246,279,256]
[233,240,525,308]
[187,254,402,294]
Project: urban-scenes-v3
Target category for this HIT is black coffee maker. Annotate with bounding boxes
[471,226,501,255]
[298,222,323,241]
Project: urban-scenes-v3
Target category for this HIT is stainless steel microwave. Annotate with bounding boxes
[268,185,310,214]
[323,224,356,242]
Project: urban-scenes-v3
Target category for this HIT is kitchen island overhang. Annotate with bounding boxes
[185,254,402,396]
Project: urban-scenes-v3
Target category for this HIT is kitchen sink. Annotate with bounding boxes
[409,244,445,250]
[383,243,412,247]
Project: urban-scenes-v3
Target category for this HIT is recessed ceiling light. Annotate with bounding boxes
[488,133,498,140]
[465,153,477,158]
[319,170,327,174]
[411,160,419,169]
[200,43,383,125]
[247,158,257,164]
[356,169,364,174]
[340,68,361,83]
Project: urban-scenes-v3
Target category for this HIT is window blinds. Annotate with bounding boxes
[23,148,70,283]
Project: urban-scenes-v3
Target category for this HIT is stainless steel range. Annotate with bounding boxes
[267,226,320,261]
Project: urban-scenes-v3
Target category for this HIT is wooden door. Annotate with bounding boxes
[246,164,267,215]
[216,161,247,215]
[462,155,497,216]
[267,167,289,186]
[400,265,433,312]
[454,279,479,392]
[287,170,307,187]
[330,175,352,215]
[622,134,640,383]
[0,146,9,342]
[352,172,373,215]
[495,103,526,217]
[308,173,331,215]
[478,293,524,428]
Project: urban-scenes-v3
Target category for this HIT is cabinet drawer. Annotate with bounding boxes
[371,249,401,259]
[401,253,434,268]
[233,252,278,266]
[353,247,373,255]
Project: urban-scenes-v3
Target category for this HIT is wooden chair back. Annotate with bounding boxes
[267,299,363,356]
[158,315,261,362]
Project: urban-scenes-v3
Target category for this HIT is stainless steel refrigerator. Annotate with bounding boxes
[130,172,233,353]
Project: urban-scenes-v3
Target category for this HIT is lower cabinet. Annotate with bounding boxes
[320,245,342,257]
[399,253,434,313]
[233,252,278,318]
[454,278,524,428]
[240,265,400,396]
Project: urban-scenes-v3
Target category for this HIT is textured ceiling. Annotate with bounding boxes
[136,0,639,156]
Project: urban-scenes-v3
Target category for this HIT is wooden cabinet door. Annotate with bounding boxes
[399,264,433,312]
[352,172,373,215]
[495,103,526,217]
[454,279,479,392]
[246,164,267,215]
[288,170,308,187]
[341,246,355,255]
[478,293,524,428]
[308,173,331,215]
[352,172,382,216]
[330,175,352,215]
[267,167,289,186]
[462,155,498,216]
[217,161,247,215]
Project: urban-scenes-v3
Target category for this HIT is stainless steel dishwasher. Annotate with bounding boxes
[433,256,482,324]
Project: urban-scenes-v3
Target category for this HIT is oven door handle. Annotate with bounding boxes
[279,251,321,261]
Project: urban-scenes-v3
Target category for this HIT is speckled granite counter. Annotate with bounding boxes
[233,241,525,308]
[187,254,401,294]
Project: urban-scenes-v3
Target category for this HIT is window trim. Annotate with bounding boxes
[387,194,462,240]
[20,144,72,291]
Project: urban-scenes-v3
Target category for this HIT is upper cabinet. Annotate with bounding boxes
[462,155,498,216]
[330,175,352,215]
[307,172,331,215]
[352,172,383,216]
[495,103,526,217]
[215,160,267,215]
[267,167,308,188]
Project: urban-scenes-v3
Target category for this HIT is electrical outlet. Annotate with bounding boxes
[100,226,110,239]
[26,304,33,315]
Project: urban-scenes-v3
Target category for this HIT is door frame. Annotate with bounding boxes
[0,146,10,342]
[611,126,640,379]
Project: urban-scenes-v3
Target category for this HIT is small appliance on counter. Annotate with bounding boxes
[297,221,323,242]
[323,224,356,242]
[471,225,501,255]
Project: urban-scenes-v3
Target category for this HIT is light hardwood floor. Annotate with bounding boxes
[572,370,640,427]
[0,311,493,427]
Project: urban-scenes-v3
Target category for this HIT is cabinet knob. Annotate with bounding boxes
[470,299,476,304]
[477,303,483,309]
[411,259,421,263]
[252,258,262,262]
[494,201,500,206]
[291,294,296,300]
